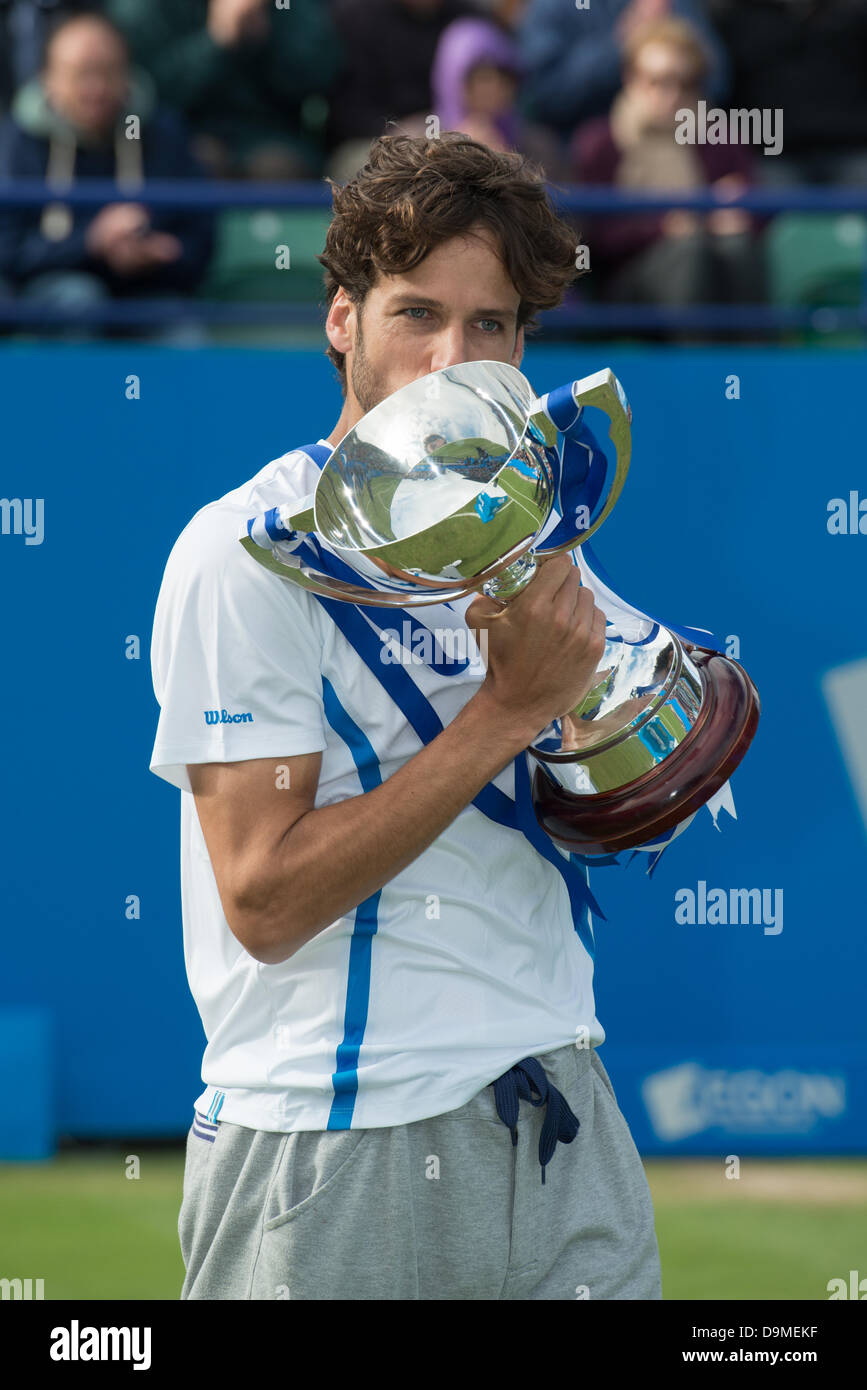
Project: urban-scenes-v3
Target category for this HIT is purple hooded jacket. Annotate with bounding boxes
[431,17,522,149]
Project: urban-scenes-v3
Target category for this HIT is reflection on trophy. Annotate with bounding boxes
[240,360,760,856]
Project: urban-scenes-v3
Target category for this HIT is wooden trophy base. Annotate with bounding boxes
[531,650,760,856]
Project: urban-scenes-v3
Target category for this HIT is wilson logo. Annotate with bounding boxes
[204,709,254,725]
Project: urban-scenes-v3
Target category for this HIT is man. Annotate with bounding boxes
[0,11,214,321]
[149,132,662,1301]
[0,0,93,114]
[105,0,340,179]
[518,0,729,134]
[572,17,764,314]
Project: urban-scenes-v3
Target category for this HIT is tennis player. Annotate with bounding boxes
[149,132,662,1301]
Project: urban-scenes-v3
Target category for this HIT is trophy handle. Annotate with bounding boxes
[532,367,632,557]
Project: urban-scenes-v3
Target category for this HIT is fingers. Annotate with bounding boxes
[115,203,149,230]
[589,601,608,658]
[537,553,585,628]
[531,552,575,592]
[506,552,573,615]
[147,234,183,261]
[466,554,607,645]
[464,593,511,629]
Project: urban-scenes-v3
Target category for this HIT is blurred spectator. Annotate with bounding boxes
[708,0,867,187]
[326,0,479,181]
[104,0,340,179]
[0,11,215,326]
[431,15,568,177]
[0,1,98,115]
[517,0,729,135]
[481,0,526,22]
[572,18,764,313]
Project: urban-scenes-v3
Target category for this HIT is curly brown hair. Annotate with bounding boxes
[317,132,581,390]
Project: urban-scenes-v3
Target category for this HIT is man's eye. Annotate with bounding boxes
[403,307,431,320]
[478,319,503,333]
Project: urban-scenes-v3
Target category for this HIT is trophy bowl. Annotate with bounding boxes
[240,359,759,855]
[312,359,554,596]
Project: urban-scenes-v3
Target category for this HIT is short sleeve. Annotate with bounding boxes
[149,506,328,792]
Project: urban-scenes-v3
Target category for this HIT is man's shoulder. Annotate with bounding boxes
[0,111,42,171]
[157,443,326,613]
[151,444,331,661]
[169,443,322,563]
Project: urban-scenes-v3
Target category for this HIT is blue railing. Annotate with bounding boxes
[3,179,867,212]
[1,179,865,334]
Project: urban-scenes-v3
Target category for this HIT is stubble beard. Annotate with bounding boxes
[349,311,389,417]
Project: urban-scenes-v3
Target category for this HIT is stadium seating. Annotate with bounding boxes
[767,212,867,344]
[199,208,333,304]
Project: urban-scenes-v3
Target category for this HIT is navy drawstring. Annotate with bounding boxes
[491,1056,580,1185]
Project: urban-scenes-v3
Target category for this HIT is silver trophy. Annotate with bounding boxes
[241,361,759,854]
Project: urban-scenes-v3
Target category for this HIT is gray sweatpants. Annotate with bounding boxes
[178,1043,661,1300]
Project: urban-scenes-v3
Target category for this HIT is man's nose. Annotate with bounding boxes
[427,326,473,374]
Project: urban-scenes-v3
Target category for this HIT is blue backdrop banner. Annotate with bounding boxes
[1,344,864,1155]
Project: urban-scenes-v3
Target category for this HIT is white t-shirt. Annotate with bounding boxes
[149,440,604,1134]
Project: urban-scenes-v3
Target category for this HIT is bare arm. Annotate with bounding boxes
[191,695,532,964]
[189,554,606,965]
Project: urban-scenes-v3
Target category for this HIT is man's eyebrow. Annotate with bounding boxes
[386,293,518,319]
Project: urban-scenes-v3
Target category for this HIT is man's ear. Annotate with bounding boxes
[510,324,525,369]
[325,287,355,359]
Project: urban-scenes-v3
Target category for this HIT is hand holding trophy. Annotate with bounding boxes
[463,551,611,747]
[241,360,759,855]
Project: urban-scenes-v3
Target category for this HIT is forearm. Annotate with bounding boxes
[238,691,536,963]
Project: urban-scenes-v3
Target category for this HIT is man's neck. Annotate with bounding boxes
[324,398,363,448]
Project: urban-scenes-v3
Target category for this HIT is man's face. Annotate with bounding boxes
[627,42,701,129]
[43,21,129,137]
[327,225,525,420]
